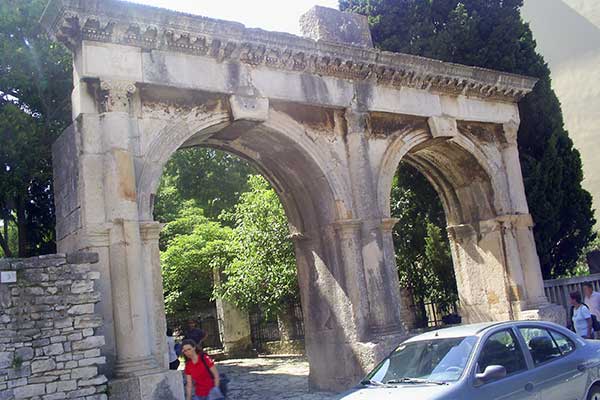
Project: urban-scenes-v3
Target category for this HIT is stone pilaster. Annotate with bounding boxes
[333,219,369,341]
[380,218,416,331]
[213,269,254,358]
[140,221,169,369]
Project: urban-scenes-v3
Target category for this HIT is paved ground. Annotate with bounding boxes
[216,356,337,400]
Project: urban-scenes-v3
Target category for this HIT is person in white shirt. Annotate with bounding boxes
[167,327,180,370]
[582,283,600,339]
[570,291,594,339]
[583,283,600,318]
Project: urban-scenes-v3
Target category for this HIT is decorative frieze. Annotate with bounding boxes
[41,0,537,102]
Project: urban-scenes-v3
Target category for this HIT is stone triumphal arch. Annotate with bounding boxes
[42,0,563,397]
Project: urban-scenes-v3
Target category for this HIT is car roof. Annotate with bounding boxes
[403,320,560,343]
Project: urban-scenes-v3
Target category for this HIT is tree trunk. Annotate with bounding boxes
[0,219,12,257]
[277,304,296,343]
[15,197,28,257]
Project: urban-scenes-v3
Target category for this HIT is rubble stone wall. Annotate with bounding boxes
[0,253,107,400]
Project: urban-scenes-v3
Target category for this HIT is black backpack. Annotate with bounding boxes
[569,303,600,332]
[199,352,230,398]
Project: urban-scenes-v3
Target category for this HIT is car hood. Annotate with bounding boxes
[337,384,451,400]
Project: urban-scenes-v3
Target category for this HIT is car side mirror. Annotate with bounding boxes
[475,365,507,385]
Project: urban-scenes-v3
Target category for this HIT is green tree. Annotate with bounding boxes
[392,163,456,326]
[340,0,595,278]
[0,0,72,257]
[216,175,298,317]
[160,203,236,320]
[156,147,255,222]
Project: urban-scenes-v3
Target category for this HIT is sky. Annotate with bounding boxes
[125,0,340,35]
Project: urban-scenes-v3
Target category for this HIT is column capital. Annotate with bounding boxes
[139,221,164,242]
[495,213,534,229]
[98,79,137,112]
[81,224,111,247]
[287,232,310,242]
[333,219,362,238]
[447,223,477,241]
[380,217,399,233]
[502,120,520,146]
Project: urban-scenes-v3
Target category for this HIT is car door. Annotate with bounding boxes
[465,328,539,400]
[517,326,587,400]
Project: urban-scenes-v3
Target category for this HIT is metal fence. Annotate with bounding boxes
[249,303,305,351]
[544,273,600,316]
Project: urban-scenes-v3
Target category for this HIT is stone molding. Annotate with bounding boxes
[98,79,137,112]
[380,217,399,233]
[82,224,111,247]
[333,219,362,238]
[502,120,520,146]
[448,213,535,240]
[139,221,163,242]
[41,0,537,102]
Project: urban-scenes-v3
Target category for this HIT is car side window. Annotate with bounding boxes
[548,330,575,355]
[519,327,562,365]
[477,330,527,375]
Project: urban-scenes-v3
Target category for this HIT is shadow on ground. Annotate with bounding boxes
[216,355,338,400]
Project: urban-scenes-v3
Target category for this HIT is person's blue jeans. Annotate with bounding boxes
[192,396,207,400]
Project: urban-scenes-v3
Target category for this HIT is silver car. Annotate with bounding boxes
[338,321,600,400]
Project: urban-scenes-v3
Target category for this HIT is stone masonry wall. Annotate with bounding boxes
[0,253,107,400]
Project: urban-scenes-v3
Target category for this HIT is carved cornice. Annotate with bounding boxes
[41,0,537,103]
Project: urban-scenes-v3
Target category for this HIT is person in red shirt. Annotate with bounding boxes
[182,339,223,400]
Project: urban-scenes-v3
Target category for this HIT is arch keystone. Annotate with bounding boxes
[428,116,458,138]
[229,95,269,122]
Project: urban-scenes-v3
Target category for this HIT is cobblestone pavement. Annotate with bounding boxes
[216,356,338,400]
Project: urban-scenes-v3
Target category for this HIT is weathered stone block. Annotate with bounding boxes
[71,366,98,380]
[66,386,95,398]
[78,375,107,386]
[66,252,99,265]
[78,356,105,367]
[15,346,34,361]
[55,380,77,392]
[43,343,64,356]
[0,351,13,369]
[109,370,184,400]
[300,6,373,48]
[73,315,102,329]
[13,383,45,398]
[72,336,105,351]
[67,304,94,315]
[71,280,94,294]
[31,358,56,374]
[229,95,269,122]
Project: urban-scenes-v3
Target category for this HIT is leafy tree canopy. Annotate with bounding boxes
[340,0,595,278]
[155,147,255,222]
[0,0,72,257]
[160,203,236,320]
[216,175,298,317]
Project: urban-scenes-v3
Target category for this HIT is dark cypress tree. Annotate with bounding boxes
[340,0,595,278]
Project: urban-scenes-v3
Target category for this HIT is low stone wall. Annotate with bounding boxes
[0,253,107,400]
[260,340,305,356]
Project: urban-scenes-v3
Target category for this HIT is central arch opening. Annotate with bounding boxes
[391,162,458,329]
[141,104,349,397]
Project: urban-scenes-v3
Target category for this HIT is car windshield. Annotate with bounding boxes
[365,336,478,384]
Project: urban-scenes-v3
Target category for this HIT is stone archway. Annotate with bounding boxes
[42,0,563,397]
